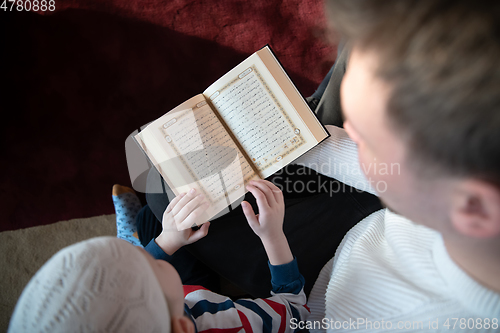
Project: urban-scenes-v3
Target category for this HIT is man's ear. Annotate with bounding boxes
[171,316,195,333]
[450,179,500,238]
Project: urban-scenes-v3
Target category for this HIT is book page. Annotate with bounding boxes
[135,95,259,224]
[257,48,329,143]
[203,49,326,178]
[208,66,300,173]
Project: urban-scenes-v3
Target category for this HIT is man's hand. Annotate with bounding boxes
[242,179,293,265]
[155,188,210,255]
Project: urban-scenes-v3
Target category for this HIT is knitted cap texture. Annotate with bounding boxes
[8,237,170,333]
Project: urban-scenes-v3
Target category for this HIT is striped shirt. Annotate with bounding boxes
[146,240,310,332]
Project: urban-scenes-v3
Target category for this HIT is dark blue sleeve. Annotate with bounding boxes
[268,258,305,295]
[144,239,172,261]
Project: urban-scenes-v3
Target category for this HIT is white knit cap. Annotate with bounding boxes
[8,237,171,333]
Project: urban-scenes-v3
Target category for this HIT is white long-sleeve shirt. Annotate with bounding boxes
[292,125,500,333]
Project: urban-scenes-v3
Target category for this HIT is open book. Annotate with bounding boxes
[135,46,329,228]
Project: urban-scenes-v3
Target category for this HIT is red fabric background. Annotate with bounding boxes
[0,0,335,232]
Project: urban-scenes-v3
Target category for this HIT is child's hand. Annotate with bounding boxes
[242,179,285,243]
[155,189,210,255]
[242,179,292,265]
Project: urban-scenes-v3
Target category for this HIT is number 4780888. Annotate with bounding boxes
[1,0,55,11]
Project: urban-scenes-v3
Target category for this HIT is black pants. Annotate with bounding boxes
[137,204,223,294]
[137,45,382,298]
[138,164,381,298]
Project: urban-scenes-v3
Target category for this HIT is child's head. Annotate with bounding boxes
[9,237,194,333]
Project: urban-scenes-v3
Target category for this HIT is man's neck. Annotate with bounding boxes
[444,238,500,293]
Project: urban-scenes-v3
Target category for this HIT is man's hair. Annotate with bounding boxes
[326,0,500,185]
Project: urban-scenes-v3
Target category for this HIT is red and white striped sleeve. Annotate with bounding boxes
[183,258,309,333]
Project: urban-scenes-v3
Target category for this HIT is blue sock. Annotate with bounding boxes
[112,192,143,247]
